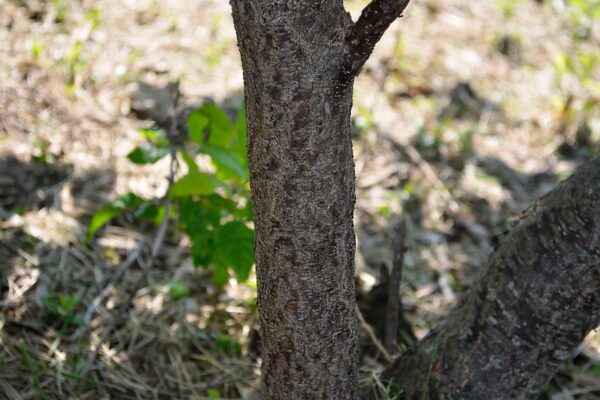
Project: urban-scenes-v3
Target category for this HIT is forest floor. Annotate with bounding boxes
[1,0,599,399]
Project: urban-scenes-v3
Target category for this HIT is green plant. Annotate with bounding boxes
[423,344,440,400]
[414,118,473,161]
[594,362,600,377]
[371,377,403,400]
[30,40,43,60]
[51,0,69,24]
[169,280,190,300]
[86,102,254,285]
[18,340,49,400]
[31,137,54,165]
[214,334,242,356]
[65,40,84,84]
[41,293,85,329]
[551,0,600,95]
[554,50,600,94]
[551,2,600,146]
[84,7,102,31]
[497,0,524,18]
[564,0,600,39]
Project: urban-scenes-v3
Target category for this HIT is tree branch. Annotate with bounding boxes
[340,0,412,83]
[383,155,600,398]
[385,217,407,353]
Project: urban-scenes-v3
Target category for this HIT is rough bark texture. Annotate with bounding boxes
[230,1,360,398]
[383,155,600,399]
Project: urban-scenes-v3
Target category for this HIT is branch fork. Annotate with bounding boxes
[340,0,412,84]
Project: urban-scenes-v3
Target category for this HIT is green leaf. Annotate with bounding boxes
[41,297,61,315]
[86,192,144,242]
[41,295,84,328]
[135,202,160,220]
[179,198,221,236]
[191,232,215,267]
[86,206,124,242]
[199,144,248,179]
[187,110,209,144]
[205,194,238,214]
[127,144,169,164]
[136,128,168,145]
[215,221,254,282]
[179,149,200,173]
[229,104,248,160]
[231,103,248,164]
[65,314,85,328]
[58,294,78,313]
[187,103,235,148]
[594,362,600,378]
[170,172,222,197]
[169,281,190,301]
[239,199,254,222]
[215,334,241,356]
[153,204,168,226]
[212,261,229,286]
[204,103,235,148]
[235,103,246,141]
[112,192,145,209]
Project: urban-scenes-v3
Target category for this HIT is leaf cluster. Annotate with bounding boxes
[86,102,254,285]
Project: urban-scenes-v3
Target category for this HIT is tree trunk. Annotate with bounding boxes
[230,2,360,398]
[383,156,600,399]
[230,1,600,399]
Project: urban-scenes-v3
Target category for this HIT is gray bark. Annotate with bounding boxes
[230,2,359,399]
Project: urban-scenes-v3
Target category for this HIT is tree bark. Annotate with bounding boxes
[230,2,360,398]
[383,156,600,399]
[229,1,412,396]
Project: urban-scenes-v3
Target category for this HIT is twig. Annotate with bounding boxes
[400,141,461,215]
[0,206,11,220]
[18,340,48,400]
[0,380,20,400]
[356,305,392,363]
[151,81,181,257]
[432,244,456,301]
[80,244,151,377]
[341,0,412,83]
[74,241,145,339]
[385,218,406,354]
[151,149,177,257]
[0,239,40,267]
